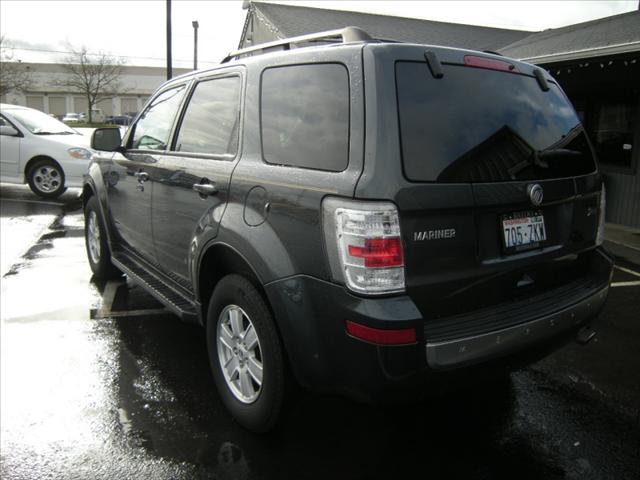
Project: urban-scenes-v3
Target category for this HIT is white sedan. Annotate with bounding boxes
[62,112,80,123]
[0,104,95,198]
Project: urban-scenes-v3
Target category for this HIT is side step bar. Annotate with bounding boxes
[111,251,200,324]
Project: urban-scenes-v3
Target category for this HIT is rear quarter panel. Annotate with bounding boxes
[197,45,367,285]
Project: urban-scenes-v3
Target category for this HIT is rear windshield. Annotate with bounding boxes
[396,62,597,182]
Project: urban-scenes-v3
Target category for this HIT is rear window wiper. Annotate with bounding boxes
[507,149,580,179]
[537,148,582,159]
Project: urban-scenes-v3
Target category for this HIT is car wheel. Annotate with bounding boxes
[84,196,121,279]
[27,159,66,198]
[207,274,289,433]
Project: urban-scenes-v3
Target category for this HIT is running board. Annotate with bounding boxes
[111,251,200,324]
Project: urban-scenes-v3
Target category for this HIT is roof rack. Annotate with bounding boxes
[221,26,373,63]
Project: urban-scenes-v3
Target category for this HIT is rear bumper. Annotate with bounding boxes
[426,284,609,370]
[266,248,613,402]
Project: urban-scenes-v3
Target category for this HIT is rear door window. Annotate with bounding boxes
[396,62,597,182]
[261,63,349,172]
[175,75,241,157]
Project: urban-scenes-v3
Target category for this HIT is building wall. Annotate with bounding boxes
[604,171,640,228]
[543,55,640,229]
[239,9,283,49]
[2,62,189,118]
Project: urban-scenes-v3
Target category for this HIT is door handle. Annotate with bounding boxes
[192,183,218,196]
[134,171,149,183]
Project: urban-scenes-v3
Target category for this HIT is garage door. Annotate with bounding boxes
[74,97,88,114]
[120,97,138,116]
[26,95,44,111]
[96,98,113,116]
[48,97,66,118]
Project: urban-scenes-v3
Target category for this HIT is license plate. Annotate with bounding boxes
[501,210,546,252]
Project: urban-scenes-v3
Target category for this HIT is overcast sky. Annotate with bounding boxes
[1,0,637,69]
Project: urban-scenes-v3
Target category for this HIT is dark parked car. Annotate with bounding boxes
[105,115,132,126]
[83,27,613,432]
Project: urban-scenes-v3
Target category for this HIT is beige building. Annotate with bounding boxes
[1,62,191,118]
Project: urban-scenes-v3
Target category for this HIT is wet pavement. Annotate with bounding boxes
[1,183,639,480]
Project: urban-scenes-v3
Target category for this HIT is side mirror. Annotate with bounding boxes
[0,125,19,136]
[91,127,122,151]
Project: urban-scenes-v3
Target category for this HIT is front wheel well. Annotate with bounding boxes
[24,155,63,179]
[198,244,267,323]
[82,184,94,209]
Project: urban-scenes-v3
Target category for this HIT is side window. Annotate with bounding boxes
[261,63,349,171]
[175,76,241,156]
[0,115,18,134]
[130,85,186,151]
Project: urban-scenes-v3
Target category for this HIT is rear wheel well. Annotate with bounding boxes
[198,244,268,322]
[198,244,298,394]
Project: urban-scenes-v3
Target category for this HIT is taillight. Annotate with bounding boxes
[323,198,405,295]
[348,238,404,268]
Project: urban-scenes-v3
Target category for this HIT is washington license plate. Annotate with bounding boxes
[501,210,546,252]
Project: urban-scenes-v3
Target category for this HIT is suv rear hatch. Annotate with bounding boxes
[357,44,607,321]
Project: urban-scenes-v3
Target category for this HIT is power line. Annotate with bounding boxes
[8,46,219,65]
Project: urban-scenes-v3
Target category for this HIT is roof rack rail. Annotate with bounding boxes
[221,26,373,63]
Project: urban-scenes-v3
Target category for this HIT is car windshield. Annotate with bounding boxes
[8,108,77,135]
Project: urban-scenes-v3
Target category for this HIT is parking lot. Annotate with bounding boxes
[1,184,638,480]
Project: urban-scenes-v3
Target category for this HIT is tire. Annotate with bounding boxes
[27,158,66,198]
[84,196,121,279]
[206,274,289,433]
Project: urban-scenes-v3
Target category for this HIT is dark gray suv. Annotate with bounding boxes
[84,27,613,432]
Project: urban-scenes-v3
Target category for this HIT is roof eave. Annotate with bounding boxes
[520,40,640,65]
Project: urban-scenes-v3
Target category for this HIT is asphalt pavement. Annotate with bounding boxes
[1,183,638,480]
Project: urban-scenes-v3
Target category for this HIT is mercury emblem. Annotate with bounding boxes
[527,184,544,206]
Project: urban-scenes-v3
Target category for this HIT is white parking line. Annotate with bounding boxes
[96,280,121,318]
[0,197,66,207]
[614,265,640,278]
[93,279,172,319]
[94,308,170,319]
[611,281,640,288]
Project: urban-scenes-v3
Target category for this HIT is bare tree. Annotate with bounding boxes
[0,36,32,96]
[57,44,126,123]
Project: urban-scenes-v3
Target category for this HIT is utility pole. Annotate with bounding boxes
[166,0,173,80]
[192,20,199,70]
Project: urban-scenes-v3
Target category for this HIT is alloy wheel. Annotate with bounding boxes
[33,165,61,193]
[87,211,101,264]
[216,304,264,404]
